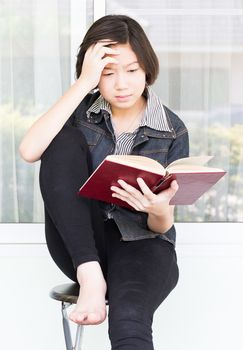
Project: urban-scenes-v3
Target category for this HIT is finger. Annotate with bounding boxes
[100,56,119,70]
[96,47,120,61]
[171,180,179,191]
[117,180,143,197]
[92,40,118,54]
[157,180,179,200]
[111,192,141,211]
[97,39,118,44]
[136,178,155,199]
[103,46,120,55]
[111,185,145,210]
[111,185,142,203]
[111,185,131,197]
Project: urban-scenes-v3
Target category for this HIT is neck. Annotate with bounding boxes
[111,97,146,136]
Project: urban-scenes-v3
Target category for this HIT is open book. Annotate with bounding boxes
[78,155,226,208]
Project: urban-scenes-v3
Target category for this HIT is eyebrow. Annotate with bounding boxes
[103,61,139,70]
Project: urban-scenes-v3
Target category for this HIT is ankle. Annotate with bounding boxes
[76,261,105,284]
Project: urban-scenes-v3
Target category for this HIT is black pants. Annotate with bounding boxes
[39,125,179,350]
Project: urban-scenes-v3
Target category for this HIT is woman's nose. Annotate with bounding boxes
[115,73,128,90]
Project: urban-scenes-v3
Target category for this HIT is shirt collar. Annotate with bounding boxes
[86,86,172,132]
[87,93,112,118]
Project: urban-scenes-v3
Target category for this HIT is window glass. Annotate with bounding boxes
[1,0,242,223]
[106,0,243,222]
[0,0,93,222]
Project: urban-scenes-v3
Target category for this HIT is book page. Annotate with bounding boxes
[169,165,225,174]
[167,155,214,172]
[106,155,166,175]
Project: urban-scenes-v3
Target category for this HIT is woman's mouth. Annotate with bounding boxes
[115,95,132,102]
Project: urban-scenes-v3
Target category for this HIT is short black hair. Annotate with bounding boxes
[76,14,159,85]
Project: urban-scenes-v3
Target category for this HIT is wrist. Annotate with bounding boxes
[147,206,175,234]
[75,77,93,94]
[148,205,172,219]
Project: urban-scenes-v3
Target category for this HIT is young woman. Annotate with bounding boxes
[19,15,189,350]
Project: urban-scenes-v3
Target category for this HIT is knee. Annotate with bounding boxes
[39,125,91,190]
[41,125,89,162]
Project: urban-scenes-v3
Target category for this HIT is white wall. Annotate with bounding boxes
[0,223,243,350]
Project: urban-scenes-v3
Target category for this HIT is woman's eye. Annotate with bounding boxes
[128,69,138,73]
[103,72,114,76]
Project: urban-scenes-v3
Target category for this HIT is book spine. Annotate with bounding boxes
[151,174,175,194]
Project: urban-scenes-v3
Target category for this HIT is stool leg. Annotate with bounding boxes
[61,302,84,350]
[62,302,73,350]
[74,324,84,350]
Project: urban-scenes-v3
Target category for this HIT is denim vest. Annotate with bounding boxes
[68,91,189,245]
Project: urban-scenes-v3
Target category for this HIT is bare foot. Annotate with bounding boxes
[69,261,107,325]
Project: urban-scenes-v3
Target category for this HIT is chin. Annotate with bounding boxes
[114,101,135,109]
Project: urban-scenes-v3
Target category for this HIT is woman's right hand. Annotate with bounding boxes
[78,40,120,90]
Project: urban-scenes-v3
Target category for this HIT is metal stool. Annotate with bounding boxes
[50,283,108,350]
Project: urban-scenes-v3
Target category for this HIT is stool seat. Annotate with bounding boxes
[50,283,80,304]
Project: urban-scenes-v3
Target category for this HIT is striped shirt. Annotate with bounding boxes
[86,86,172,155]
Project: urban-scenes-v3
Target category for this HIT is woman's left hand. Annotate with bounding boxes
[110,178,179,215]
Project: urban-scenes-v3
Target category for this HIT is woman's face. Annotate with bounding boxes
[98,43,146,111]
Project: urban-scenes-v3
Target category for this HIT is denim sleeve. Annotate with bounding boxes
[167,127,189,165]
[64,91,100,127]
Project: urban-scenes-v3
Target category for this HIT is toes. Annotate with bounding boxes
[69,311,88,324]
[70,311,106,325]
[76,313,88,323]
[69,305,107,325]
[88,312,102,324]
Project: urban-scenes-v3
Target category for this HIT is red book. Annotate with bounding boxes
[78,155,226,208]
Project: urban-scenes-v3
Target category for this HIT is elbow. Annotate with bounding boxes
[18,143,40,163]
